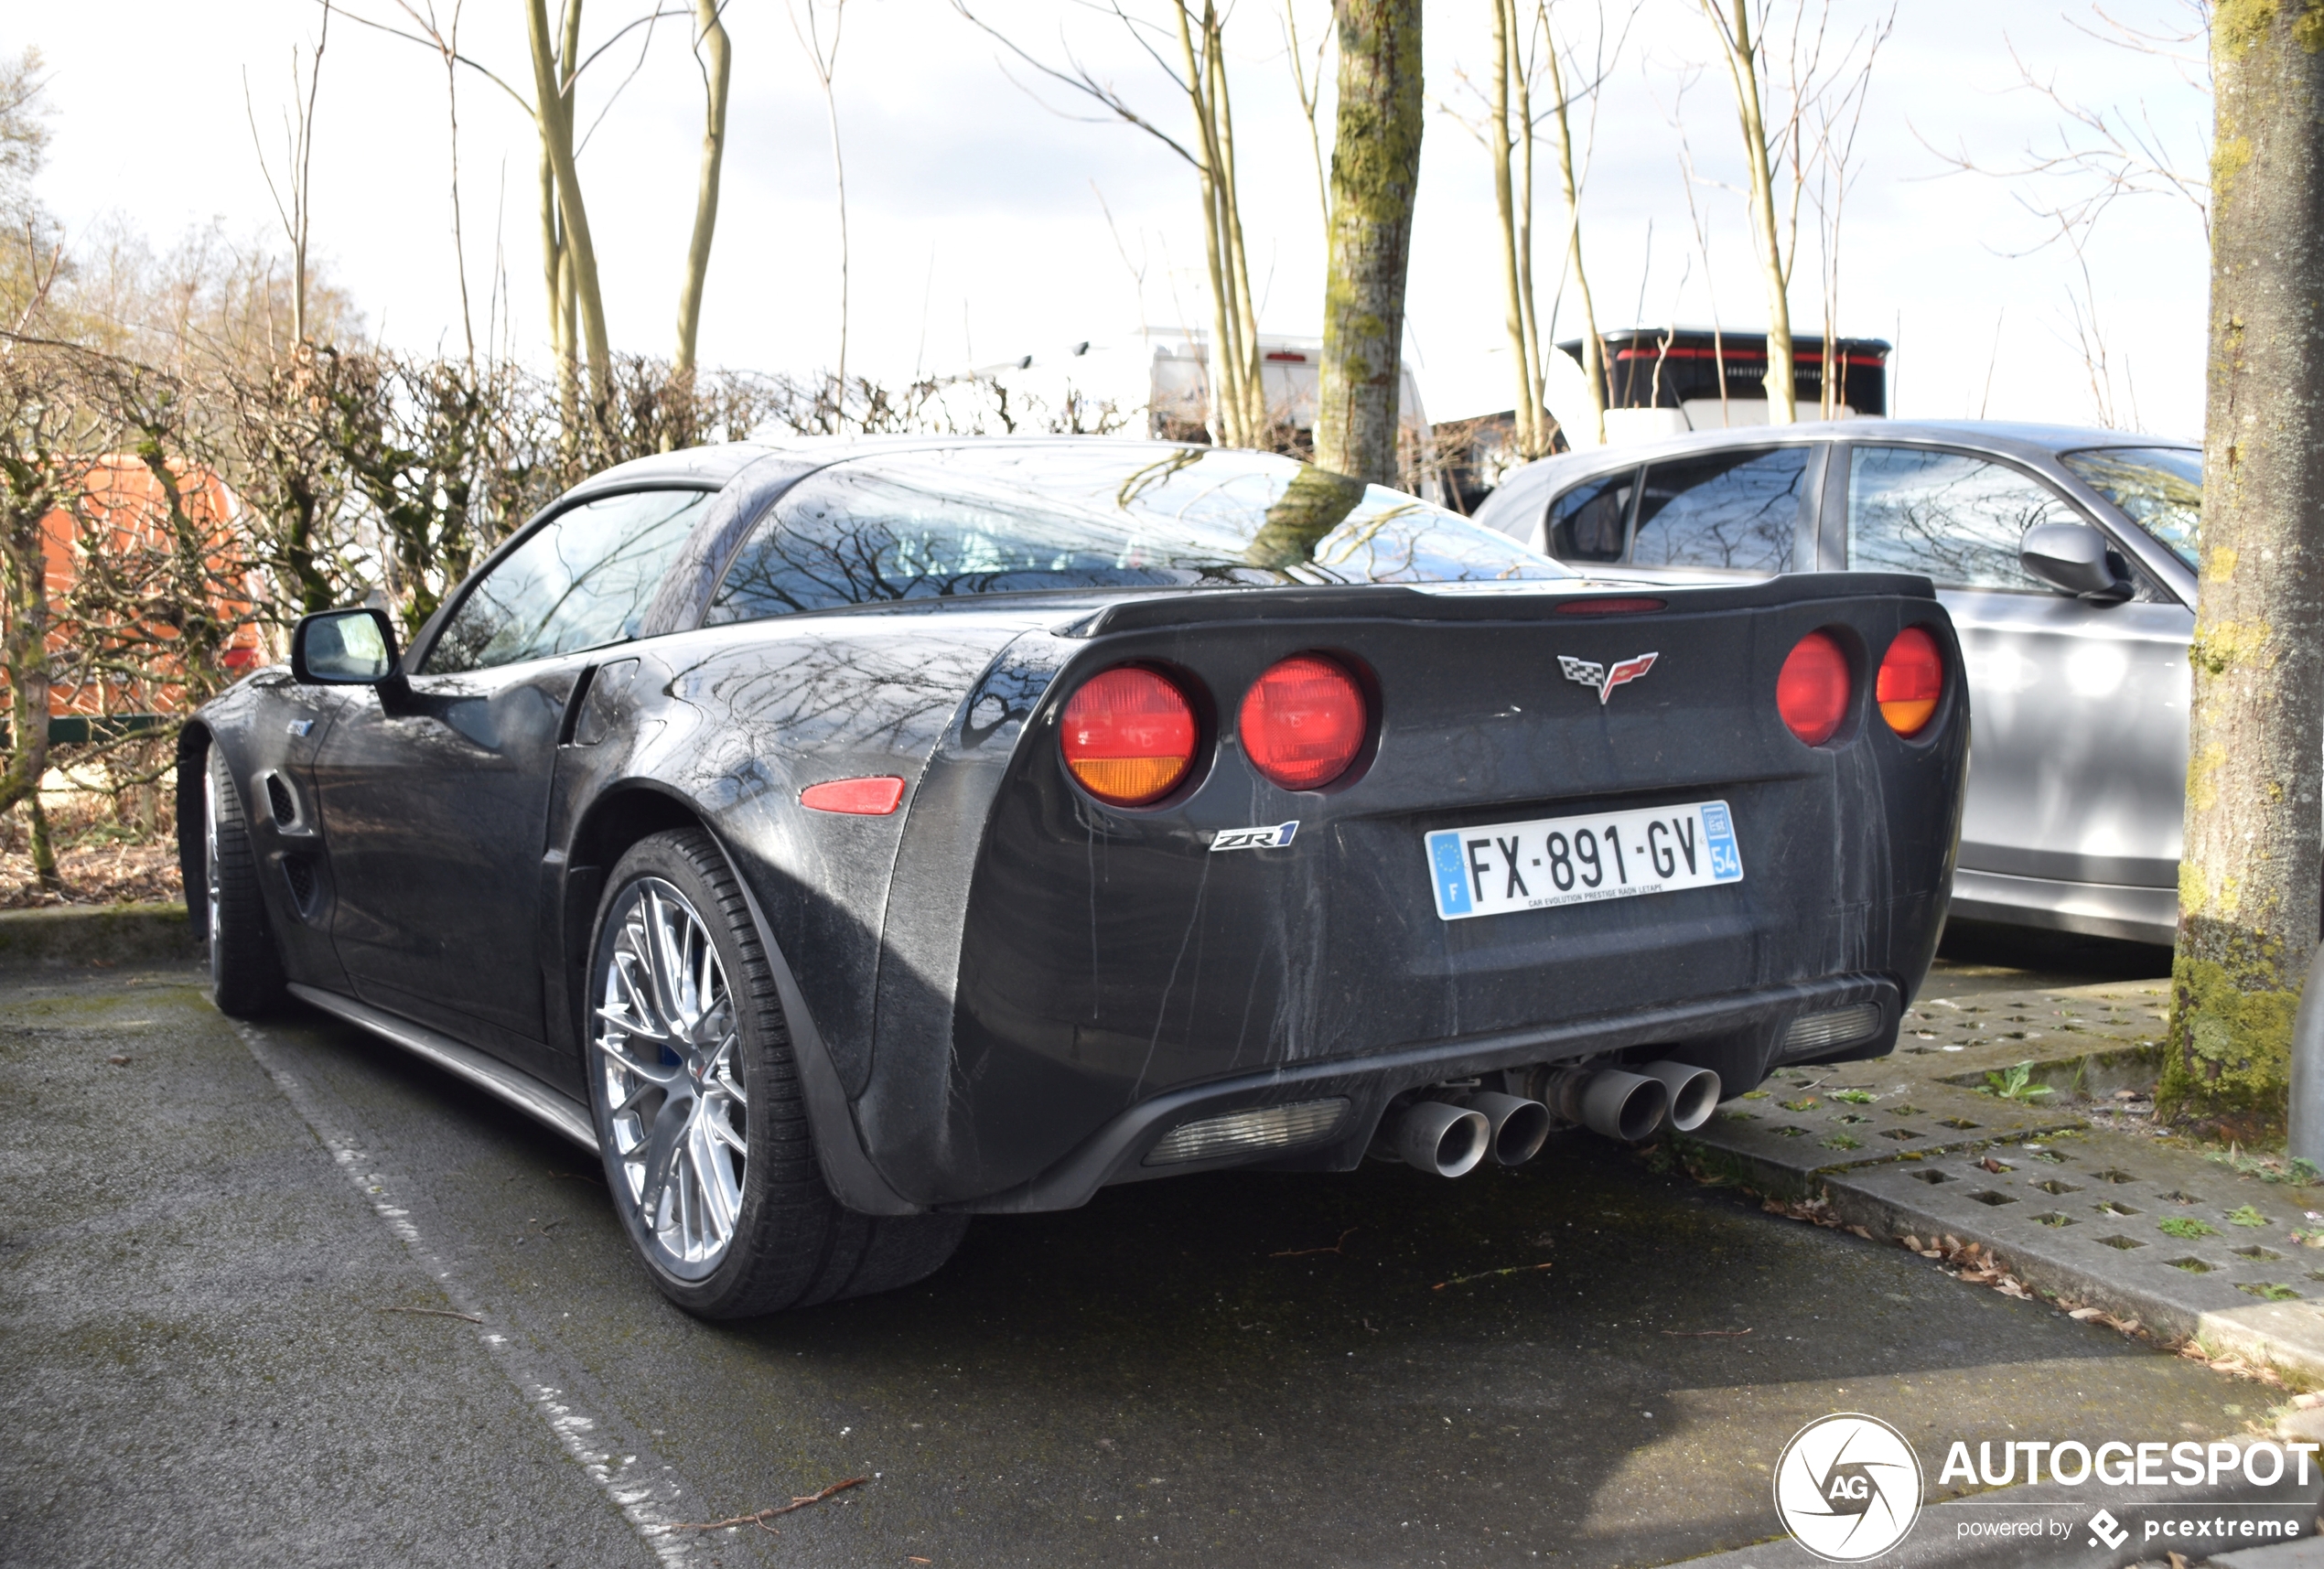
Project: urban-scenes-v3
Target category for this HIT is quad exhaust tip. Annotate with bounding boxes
[1460,1091,1554,1166]
[1546,1066,1669,1143]
[1639,1060,1723,1133]
[1391,1100,1491,1177]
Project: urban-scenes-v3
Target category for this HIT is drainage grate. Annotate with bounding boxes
[1910,1169,1953,1186]
[1879,1128,1923,1141]
[2233,1246,2284,1262]
[1970,1190,2018,1207]
[2095,1200,2141,1218]
[2090,1169,2137,1184]
[2028,1150,2071,1165]
[2033,1212,2075,1228]
[1834,1113,1873,1125]
[2032,1179,2082,1196]
[2167,1257,2215,1274]
[2239,1283,2300,1301]
[1888,1105,1924,1118]
[2157,1190,2201,1205]
[1771,1126,1810,1138]
[1937,1118,1982,1131]
[2098,1234,2146,1251]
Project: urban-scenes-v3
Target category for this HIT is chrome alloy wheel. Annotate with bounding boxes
[594,877,747,1273]
[202,763,224,981]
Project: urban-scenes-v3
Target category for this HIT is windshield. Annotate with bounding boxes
[2059,446,2200,569]
[707,445,1570,623]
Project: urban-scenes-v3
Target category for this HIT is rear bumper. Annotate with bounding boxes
[946,973,1900,1214]
[1948,867,2175,947]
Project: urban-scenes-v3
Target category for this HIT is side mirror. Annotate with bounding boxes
[2020,521,2133,602]
[291,607,403,685]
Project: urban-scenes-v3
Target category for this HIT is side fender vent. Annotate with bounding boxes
[281,854,319,915]
[264,771,299,829]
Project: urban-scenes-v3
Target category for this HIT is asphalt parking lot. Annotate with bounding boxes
[0,932,2272,1569]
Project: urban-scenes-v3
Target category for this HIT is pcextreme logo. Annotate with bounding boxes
[1773,1413,1924,1562]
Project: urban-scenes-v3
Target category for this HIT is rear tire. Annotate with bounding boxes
[199,747,287,1018]
[584,827,966,1318]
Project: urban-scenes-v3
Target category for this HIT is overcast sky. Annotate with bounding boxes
[13,0,2212,435]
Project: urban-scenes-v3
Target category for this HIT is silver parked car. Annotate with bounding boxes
[1473,420,2201,945]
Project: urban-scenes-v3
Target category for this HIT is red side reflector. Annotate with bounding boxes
[1776,630,1851,747]
[802,776,907,815]
[1876,626,1944,736]
[1239,654,1367,790]
[1060,666,1200,806]
[1554,596,1666,616]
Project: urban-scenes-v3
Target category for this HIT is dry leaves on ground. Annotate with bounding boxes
[0,839,181,909]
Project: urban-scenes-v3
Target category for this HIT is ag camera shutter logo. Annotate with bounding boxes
[1773,1413,1924,1562]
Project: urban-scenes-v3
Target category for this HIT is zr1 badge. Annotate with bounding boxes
[1211,822,1299,852]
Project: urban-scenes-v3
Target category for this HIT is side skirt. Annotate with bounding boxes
[286,983,597,1151]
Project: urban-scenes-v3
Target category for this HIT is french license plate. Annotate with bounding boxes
[1425,801,1744,922]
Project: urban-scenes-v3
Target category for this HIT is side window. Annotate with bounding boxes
[1543,472,1632,562]
[1630,446,1807,574]
[1847,447,2075,590]
[424,489,712,672]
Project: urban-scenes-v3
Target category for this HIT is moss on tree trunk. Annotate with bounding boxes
[1313,0,1423,488]
[2159,0,2324,1137]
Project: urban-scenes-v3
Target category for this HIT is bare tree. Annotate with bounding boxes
[1696,0,1889,424]
[952,0,1269,447]
[243,3,331,345]
[2158,2,2324,1138]
[675,0,731,377]
[1922,5,2209,428]
[789,0,849,392]
[1280,0,1333,242]
[0,339,105,888]
[1314,0,1423,485]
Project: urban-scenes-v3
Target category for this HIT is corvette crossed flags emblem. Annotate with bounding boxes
[1559,651,1659,705]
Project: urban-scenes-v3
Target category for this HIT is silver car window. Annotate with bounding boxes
[1632,446,1807,574]
[1544,471,1632,562]
[1846,447,2071,591]
[425,489,713,672]
[2058,446,2200,569]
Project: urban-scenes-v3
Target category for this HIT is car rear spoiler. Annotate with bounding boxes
[1055,571,1941,638]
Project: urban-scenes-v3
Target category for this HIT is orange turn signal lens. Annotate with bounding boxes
[1877,626,1944,736]
[801,776,907,814]
[1060,666,1199,806]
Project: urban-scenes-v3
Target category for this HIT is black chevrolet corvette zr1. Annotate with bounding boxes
[179,438,1967,1317]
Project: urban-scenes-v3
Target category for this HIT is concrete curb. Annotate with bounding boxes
[0,902,196,968]
[1677,1108,2324,1386]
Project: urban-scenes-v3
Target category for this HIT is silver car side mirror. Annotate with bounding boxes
[2020,521,2133,602]
[291,607,407,688]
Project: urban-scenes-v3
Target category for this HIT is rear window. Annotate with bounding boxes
[1631,446,1808,574]
[705,446,1568,623]
[2059,446,2200,568]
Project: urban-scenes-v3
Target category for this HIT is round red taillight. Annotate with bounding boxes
[1239,654,1368,791]
[1060,666,1199,806]
[1876,626,1944,737]
[1776,630,1851,747]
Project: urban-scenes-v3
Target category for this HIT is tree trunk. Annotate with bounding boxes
[525,0,609,407]
[1511,7,1545,449]
[1542,10,1606,446]
[1707,0,1794,424]
[673,0,732,378]
[1488,0,1539,454]
[2157,1,2324,1139]
[1315,0,1423,487]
